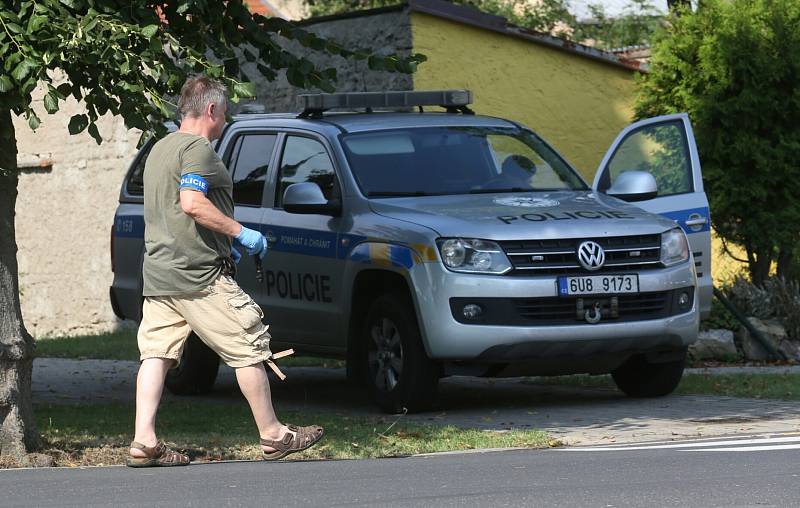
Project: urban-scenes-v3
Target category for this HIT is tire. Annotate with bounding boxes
[165,333,220,395]
[363,292,440,413]
[611,350,687,398]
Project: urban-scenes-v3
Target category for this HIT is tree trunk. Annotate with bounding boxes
[746,244,773,287]
[776,244,796,282]
[0,109,39,459]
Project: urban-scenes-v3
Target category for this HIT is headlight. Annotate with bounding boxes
[437,238,512,274]
[661,227,689,266]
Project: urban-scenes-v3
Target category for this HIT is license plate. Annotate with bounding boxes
[558,274,639,296]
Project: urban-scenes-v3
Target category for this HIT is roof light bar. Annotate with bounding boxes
[298,90,473,117]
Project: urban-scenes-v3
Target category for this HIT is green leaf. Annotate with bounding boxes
[232,81,256,99]
[256,64,276,81]
[321,68,337,81]
[28,15,48,32]
[28,112,40,130]
[207,65,223,78]
[0,75,11,93]
[88,123,102,144]
[47,84,65,100]
[297,59,314,75]
[141,25,159,39]
[68,114,88,135]
[367,55,387,72]
[286,67,305,88]
[83,17,99,33]
[5,23,23,34]
[11,59,37,82]
[223,58,239,75]
[4,52,22,72]
[0,10,20,23]
[43,92,59,114]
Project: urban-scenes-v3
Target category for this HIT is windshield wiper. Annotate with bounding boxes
[367,191,432,197]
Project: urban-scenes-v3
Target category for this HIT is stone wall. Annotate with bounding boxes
[14,84,141,338]
[245,9,413,113]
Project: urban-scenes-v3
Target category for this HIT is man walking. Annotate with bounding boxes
[127,75,323,467]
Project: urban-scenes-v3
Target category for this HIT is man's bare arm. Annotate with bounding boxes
[180,189,241,237]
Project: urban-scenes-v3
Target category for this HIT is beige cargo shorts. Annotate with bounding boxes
[137,274,272,368]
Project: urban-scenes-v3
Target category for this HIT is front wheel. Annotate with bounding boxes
[611,350,687,397]
[363,292,440,413]
[165,333,220,395]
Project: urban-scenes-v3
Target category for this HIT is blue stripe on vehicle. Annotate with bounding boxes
[347,242,417,270]
[348,243,372,264]
[659,206,710,234]
[390,245,415,269]
[262,225,339,259]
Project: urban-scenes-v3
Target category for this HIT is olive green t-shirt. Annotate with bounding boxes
[142,131,234,296]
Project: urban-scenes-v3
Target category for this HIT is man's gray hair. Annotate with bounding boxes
[177,75,228,118]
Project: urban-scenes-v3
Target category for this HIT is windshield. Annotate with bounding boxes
[340,126,588,197]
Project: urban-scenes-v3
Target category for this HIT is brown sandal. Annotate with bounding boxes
[126,441,190,468]
[261,424,324,460]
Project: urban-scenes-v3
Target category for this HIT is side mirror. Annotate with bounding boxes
[606,171,658,202]
[283,182,341,216]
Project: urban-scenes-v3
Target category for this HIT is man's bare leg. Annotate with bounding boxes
[130,358,173,458]
[235,363,293,453]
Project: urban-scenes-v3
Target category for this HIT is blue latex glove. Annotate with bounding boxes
[230,247,242,265]
[235,226,268,259]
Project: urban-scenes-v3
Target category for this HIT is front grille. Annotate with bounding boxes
[498,234,662,275]
[514,292,671,325]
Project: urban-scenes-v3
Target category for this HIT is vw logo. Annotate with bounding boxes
[577,241,605,271]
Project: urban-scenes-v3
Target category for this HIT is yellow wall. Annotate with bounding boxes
[411,12,638,181]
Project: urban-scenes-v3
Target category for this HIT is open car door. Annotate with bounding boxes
[593,113,712,318]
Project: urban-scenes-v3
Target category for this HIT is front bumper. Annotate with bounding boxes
[412,261,699,360]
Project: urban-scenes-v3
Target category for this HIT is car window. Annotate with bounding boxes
[605,120,693,196]
[126,140,154,195]
[229,133,277,206]
[276,136,337,207]
[340,126,587,197]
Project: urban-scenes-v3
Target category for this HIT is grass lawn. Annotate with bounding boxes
[526,373,800,400]
[36,329,141,361]
[31,402,553,467]
[35,329,345,368]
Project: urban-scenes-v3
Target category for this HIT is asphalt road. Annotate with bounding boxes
[1,434,798,507]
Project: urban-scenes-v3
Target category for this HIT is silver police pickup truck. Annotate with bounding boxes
[111,91,711,413]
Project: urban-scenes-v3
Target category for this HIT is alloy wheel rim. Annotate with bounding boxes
[368,317,404,392]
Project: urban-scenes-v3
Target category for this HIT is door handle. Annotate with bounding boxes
[685,214,708,227]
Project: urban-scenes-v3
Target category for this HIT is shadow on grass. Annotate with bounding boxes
[33,402,552,467]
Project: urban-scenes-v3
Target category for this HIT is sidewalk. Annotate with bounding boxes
[687,365,800,375]
[32,358,800,446]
